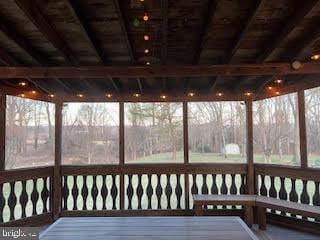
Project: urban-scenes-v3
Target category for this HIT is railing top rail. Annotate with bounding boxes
[0,166,54,184]
[61,163,247,176]
[255,164,320,182]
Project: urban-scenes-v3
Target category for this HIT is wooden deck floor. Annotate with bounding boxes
[40,217,320,240]
[40,217,257,240]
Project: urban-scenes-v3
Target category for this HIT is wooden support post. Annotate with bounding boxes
[119,102,125,210]
[246,100,254,194]
[183,102,190,210]
[257,207,267,230]
[245,101,254,226]
[194,203,203,216]
[298,91,308,168]
[0,94,5,171]
[53,102,62,220]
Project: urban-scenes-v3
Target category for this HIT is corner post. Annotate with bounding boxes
[119,102,125,210]
[245,100,254,226]
[183,102,189,209]
[53,102,62,220]
[246,100,254,194]
[0,94,5,171]
[298,91,308,168]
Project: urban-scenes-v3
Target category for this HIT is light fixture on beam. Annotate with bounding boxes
[143,13,149,21]
[274,78,283,84]
[18,81,27,87]
[311,54,320,61]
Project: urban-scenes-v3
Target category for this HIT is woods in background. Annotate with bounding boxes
[5,96,54,169]
[5,88,320,168]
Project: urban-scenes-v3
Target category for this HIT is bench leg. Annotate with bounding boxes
[244,206,253,228]
[195,204,203,216]
[257,207,267,230]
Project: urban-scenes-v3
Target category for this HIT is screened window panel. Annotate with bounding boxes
[305,87,320,168]
[253,93,300,166]
[188,102,246,163]
[125,102,183,163]
[5,96,55,169]
[62,102,119,165]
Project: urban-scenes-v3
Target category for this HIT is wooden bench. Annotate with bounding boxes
[193,194,256,227]
[193,194,320,230]
[255,196,320,230]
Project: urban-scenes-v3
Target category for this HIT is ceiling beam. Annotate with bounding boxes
[226,0,264,63]
[256,0,320,63]
[0,63,320,78]
[161,0,169,92]
[192,0,218,64]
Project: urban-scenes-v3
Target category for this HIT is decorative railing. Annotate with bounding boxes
[61,164,247,215]
[0,167,53,224]
[255,164,320,222]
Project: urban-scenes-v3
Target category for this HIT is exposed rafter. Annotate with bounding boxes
[15,0,105,94]
[65,0,120,93]
[65,0,109,65]
[257,0,320,63]
[245,0,320,91]
[226,0,264,64]
[15,0,78,66]
[113,0,142,93]
[192,0,218,64]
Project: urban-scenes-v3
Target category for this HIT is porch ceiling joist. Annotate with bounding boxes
[0,62,319,78]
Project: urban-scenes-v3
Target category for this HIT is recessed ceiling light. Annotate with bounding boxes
[275,91,280,96]
[144,49,149,54]
[146,61,151,65]
[48,94,55,98]
[77,94,84,98]
[267,86,273,90]
[216,92,223,97]
[31,90,37,94]
[188,92,195,97]
[144,34,150,41]
[160,95,167,99]
[244,92,252,96]
[106,93,112,98]
[133,93,140,97]
[19,93,25,98]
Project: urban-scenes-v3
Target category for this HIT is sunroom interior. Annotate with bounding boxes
[0,0,320,240]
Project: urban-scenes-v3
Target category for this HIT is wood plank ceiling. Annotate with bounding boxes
[0,0,320,98]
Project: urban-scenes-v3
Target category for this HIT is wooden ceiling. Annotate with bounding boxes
[0,0,320,99]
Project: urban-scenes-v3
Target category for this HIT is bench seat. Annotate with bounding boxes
[193,194,320,230]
